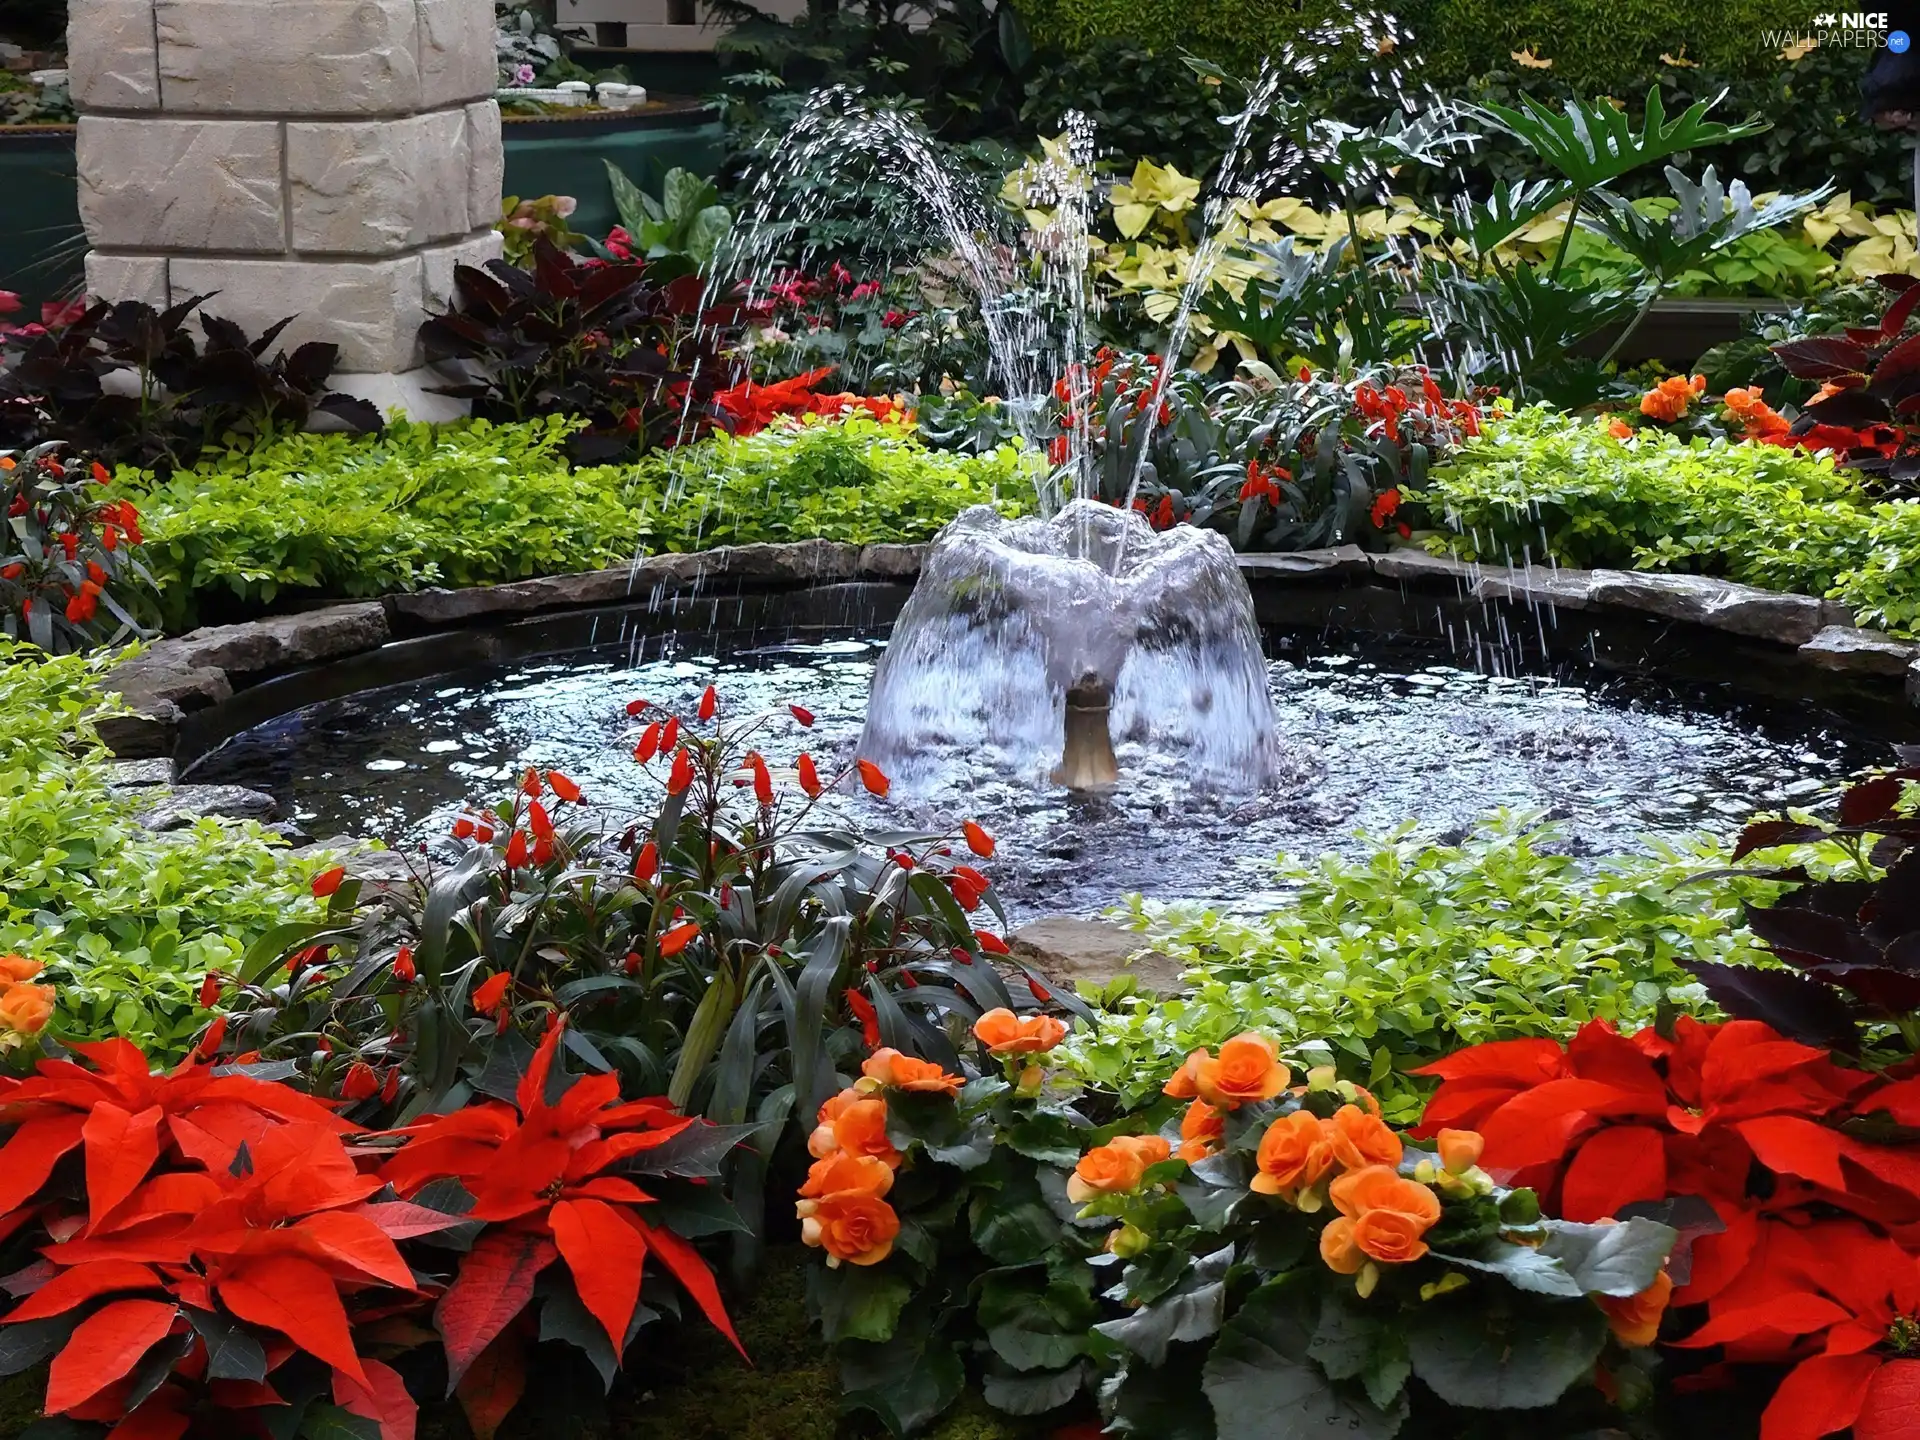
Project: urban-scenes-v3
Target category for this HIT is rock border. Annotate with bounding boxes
[101,538,1920,764]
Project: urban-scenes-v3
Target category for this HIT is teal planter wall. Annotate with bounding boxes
[500,102,724,240]
[0,101,723,314]
[0,128,83,313]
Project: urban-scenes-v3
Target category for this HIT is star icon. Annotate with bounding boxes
[1815,11,1838,24]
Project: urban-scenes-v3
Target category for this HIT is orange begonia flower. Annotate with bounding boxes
[809,1090,901,1167]
[860,1048,963,1094]
[800,1190,899,1267]
[1320,1165,1443,1272]
[1067,1135,1172,1202]
[1322,1103,1403,1172]
[1163,1034,1290,1109]
[1436,1129,1485,1175]
[1251,1110,1335,1198]
[1598,1270,1673,1348]
[972,1008,1068,1056]
[799,1152,894,1202]
[0,983,53,1036]
[1177,1099,1225,1163]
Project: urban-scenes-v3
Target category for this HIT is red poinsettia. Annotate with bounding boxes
[379,1019,741,1404]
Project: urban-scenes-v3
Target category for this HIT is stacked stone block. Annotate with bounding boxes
[69,0,505,377]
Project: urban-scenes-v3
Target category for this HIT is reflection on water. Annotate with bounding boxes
[190,628,1877,921]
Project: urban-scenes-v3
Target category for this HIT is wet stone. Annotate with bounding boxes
[108,758,175,789]
[1799,625,1916,677]
[1237,545,1370,582]
[138,784,279,830]
[1586,571,1835,647]
[1009,916,1186,998]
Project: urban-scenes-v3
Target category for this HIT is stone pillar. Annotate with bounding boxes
[68,0,504,401]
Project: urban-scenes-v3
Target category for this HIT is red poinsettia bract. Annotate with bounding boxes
[378,1019,743,1417]
[1417,1016,1920,1440]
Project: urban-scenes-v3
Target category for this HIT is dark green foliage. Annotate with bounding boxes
[0,298,381,478]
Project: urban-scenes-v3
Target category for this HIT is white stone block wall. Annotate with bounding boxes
[70,0,505,376]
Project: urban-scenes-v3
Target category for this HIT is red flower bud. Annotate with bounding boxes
[394,947,416,984]
[790,704,815,727]
[668,747,696,796]
[634,840,659,884]
[962,821,995,858]
[857,759,890,797]
[798,753,823,797]
[343,1061,379,1101]
[198,973,221,1009]
[660,921,701,956]
[311,866,346,899]
[547,770,582,803]
[697,685,718,721]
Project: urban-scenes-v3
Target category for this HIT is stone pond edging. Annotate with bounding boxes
[92,536,1920,994]
[100,537,1920,769]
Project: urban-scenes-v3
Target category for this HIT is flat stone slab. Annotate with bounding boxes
[1800,625,1916,677]
[1586,571,1841,647]
[857,543,927,579]
[138,784,278,830]
[1237,545,1370,582]
[291,837,414,887]
[1009,916,1185,998]
[1368,549,1481,588]
[1475,567,1597,610]
[391,542,872,628]
[108,758,175,789]
[153,602,390,677]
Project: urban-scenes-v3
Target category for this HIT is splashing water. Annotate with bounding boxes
[858,500,1282,790]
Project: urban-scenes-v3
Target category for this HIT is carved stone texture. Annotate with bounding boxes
[153,0,420,114]
[78,117,285,253]
[67,0,161,110]
[287,109,473,254]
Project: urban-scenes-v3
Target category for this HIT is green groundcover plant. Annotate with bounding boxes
[1411,405,1920,634]
[1059,812,1775,1123]
[115,413,1030,630]
[0,638,324,1059]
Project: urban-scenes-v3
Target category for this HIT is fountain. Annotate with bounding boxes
[858,501,1284,790]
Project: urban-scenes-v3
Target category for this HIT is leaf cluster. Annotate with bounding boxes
[0,297,381,477]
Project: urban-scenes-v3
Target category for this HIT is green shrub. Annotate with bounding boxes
[1415,407,1920,633]
[1059,811,1770,1122]
[1016,0,1778,91]
[610,412,1033,550]
[0,639,323,1059]
[118,414,1029,629]
[122,415,635,628]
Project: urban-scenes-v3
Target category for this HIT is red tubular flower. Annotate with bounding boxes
[697,686,717,722]
[659,922,700,957]
[452,818,476,840]
[626,698,650,717]
[748,752,774,805]
[197,973,220,1009]
[342,1063,379,1102]
[667,748,696,796]
[856,760,890,797]
[632,840,659,886]
[846,988,881,1048]
[634,721,663,764]
[393,947,416,984]
[547,771,582,803]
[311,866,346,899]
[661,717,681,752]
[472,972,512,1015]
[798,754,823,797]
[520,768,542,799]
[962,821,995,858]
[790,705,815,727]
[527,801,555,842]
[974,930,1010,956]
[90,462,110,485]
[505,831,531,869]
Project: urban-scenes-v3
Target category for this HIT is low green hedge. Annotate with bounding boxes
[119,414,1033,631]
[1016,0,1781,90]
[1416,406,1920,634]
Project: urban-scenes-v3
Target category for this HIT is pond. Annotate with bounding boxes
[187,609,1881,922]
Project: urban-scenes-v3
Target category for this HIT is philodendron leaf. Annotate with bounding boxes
[1202,1282,1406,1440]
[1405,1294,1609,1409]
